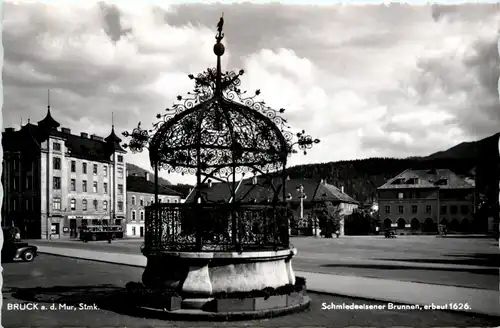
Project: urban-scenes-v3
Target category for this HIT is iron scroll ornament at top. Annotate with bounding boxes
[121,71,320,158]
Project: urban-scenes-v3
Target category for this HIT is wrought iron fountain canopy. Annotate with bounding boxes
[123,15,319,252]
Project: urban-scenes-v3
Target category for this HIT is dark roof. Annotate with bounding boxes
[378,168,474,190]
[3,122,125,163]
[185,181,235,203]
[185,177,359,204]
[126,176,182,196]
[104,126,125,152]
[37,107,60,130]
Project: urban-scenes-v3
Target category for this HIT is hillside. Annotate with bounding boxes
[286,133,499,209]
[126,163,171,186]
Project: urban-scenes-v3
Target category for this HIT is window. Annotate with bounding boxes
[53,177,61,190]
[140,211,144,221]
[82,163,87,174]
[53,157,61,170]
[425,205,432,213]
[13,178,18,191]
[132,210,136,221]
[140,197,144,206]
[53,142,61,151]
[25,176,32,190]
[70,179,76,192]
[132,226,136,236]
[397,192,404,199]
[52,197,61,210]
[93,182,98,193]
[70,198,76,210]
[398,205,404,214]
[118,184,123,195]
[461,205,469,214]
[82,180,87,192]
[440,205,447,215]
[117,155,123,163]
[103,201,108,211]
[103,183,108,194]
[103,166,108,177]
[450,205,458,215]
[93,164,98,175]
[82,199,87,211]
[117,167,123,178]
[71,161,76,172]
[25,199,31,211]
[131,196,136,205]
[411,205,417,213]
[118,201,123,212]
[93,199,98,210]
[174,199,178,203]
[167,199,171,203]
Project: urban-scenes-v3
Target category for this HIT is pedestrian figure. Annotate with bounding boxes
[335,230,340,238]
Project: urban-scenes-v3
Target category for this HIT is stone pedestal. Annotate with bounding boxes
[142,248,297,309]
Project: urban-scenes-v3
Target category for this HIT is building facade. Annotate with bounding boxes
[2,107,127,239]
[126,173,182,237]
[185,177,359,236]
[377,169,475,234]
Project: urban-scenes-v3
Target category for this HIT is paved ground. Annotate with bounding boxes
[33,235,499,290]
[3,254,500,328]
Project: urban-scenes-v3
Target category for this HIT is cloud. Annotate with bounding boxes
[3,1,499,185]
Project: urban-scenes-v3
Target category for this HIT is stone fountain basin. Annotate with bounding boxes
[142,248,297,309]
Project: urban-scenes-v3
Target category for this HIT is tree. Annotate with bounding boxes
[314,201,342,238]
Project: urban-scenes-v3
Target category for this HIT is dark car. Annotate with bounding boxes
[384,228,397,238]
[2,227,37,262]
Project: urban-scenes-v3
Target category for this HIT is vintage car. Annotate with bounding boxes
[2,227,38,262]
[384,228,397,238]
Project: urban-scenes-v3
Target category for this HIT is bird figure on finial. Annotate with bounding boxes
[216,13,224,42]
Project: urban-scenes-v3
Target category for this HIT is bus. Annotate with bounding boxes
[79,225,124,242]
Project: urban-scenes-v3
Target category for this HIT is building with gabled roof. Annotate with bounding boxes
[185,176,359,236]
[125,172,182,238]
[377,168,475,234]
[2,106,127,239]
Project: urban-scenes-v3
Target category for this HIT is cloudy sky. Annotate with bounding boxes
[3,1,499,185]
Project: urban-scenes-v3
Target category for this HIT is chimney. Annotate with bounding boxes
[320,179,324,184]
[81,132,88,138]
[341,185,344,193]
[61,127,71,134]
[286,175,290,180]
[252,176,258,185]
[208,179,212,188]
[145,172,150,181]
[5,128,15,133]
[91,134,103,141]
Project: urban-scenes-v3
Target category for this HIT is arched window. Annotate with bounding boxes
[460,218,471,233]
[140,211,144,221]
[103,200,108,211]
[423,218,436,233]
[131,210,136,221]
[132,196,136,206]
[410,218,420,230]
[383,218,392,229]
[140,197,144,207]
[82,199,87,211]
[397,218,406,229]
[70,198,76,211]
[449,219,460,232]
[93,199,98,210]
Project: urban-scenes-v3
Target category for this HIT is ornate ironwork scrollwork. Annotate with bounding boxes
[123,15,321,253]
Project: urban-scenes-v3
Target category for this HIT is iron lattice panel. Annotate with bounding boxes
[143,203,292,252]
